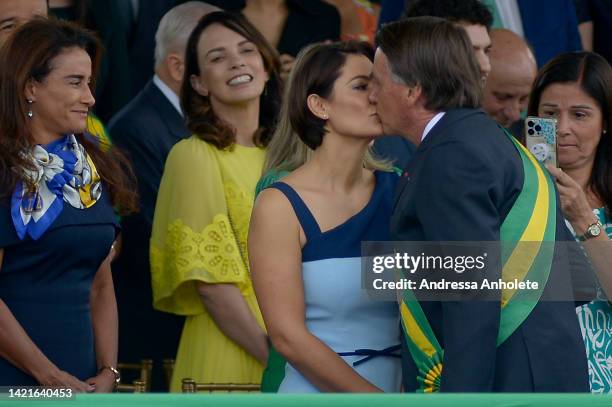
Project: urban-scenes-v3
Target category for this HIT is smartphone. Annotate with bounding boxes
[525,116,558,167]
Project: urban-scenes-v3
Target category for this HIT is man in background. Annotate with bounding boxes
[404,0,493,82]
[109,1,219,391]
[483,28,537,143]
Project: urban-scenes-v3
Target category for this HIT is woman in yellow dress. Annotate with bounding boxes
[150,11,281,391]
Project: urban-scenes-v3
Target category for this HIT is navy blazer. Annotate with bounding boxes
[391,108,589,392]
[108,79,188,391]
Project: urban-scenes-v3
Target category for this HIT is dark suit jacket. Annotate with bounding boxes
[126,0,179,96]
[108,79,189,390]
[373,135,416,172]
[391,108,589,392]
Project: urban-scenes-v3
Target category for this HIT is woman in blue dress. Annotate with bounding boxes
[249,41,401,392]
[0,19,136,390]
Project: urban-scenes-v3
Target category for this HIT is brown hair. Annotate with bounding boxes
[288,41,374,150]
[181,11,281,150]
[376,16,483,111]
[0,18,137,213]
[265,41,392,173]
[528,52,612,214]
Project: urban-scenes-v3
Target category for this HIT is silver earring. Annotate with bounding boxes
[27,99,33,118]
[322,114,328,119]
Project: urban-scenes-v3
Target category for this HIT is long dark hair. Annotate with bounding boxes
[528,52,612,214]
[181,11,281,150]
[0,18,137,213]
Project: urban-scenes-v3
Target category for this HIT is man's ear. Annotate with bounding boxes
[190,74,208,97]
[166,53,184,83]
[404,84,423,107]
[306,94,329,120]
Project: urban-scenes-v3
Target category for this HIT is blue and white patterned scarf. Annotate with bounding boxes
[11,134,101,240]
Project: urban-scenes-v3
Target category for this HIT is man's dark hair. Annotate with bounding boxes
[376,16,483,111]
[404,0,493,29]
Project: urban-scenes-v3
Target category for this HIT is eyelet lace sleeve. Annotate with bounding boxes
[150,138,250,316]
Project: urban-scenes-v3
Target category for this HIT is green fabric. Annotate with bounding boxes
[255,169,290,392]
[255,169,291,197]
[480,0,504,28]
[13,393,611,406]
[260,347,286,393]
[400,131,558,392]
[496,135,557,346]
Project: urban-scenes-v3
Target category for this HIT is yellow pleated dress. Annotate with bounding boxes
[150,136,266,392]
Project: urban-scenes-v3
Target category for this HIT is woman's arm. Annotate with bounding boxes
[197,282,269,364]
[0,250,92,391]
[249,189,381,393]
[87,249,119,392]
[548,166,612,297]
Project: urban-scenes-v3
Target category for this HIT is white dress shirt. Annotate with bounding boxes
[153,74,183,117]
[421,112,446,142]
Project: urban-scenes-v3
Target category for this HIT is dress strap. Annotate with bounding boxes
[268,182,321,242]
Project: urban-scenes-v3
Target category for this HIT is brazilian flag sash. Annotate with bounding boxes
[400,132,557,392]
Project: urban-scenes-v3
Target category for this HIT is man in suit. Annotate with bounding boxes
[369,17,588,392]
[108,2,218,390]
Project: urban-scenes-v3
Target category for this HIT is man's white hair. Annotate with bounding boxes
[154,1,219,69]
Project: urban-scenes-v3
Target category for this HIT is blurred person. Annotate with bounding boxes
[404,0,493,83]
[573,0,594,51]
[0,18,136,390]
[483,28,537,142]
[0,0,46,45]
[108,2,218,391]
[370,16,589,392]
[249,41,400,393]
[573,0,612,64]
[528,52,612,393]
[324,0,380,43]
[48,0,132,122]
[481,0,582,67]
[150,11,281,391]
[207,0,341,81]
[118,1,178,97]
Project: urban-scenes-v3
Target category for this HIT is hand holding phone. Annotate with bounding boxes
[525,116,558,167]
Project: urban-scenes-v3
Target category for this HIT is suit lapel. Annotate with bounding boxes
[391,109,484,212]
[145,81,190,140]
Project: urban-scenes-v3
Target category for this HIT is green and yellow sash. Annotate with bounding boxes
[400,133,557,392]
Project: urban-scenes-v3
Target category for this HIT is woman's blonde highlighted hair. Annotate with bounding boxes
[264,41,393,174]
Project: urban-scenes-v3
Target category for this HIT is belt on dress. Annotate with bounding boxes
[337,344,401,367]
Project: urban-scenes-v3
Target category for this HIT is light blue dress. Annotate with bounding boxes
[269,171,402,393]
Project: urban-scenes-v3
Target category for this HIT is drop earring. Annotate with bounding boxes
[27,99,33,118]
